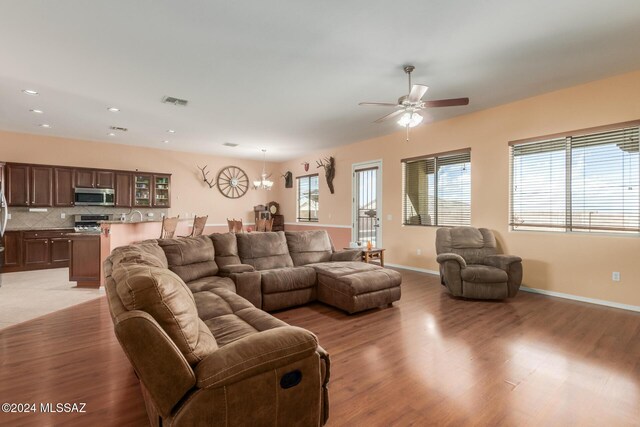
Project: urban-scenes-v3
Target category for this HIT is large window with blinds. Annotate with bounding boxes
[510,123,639,234]
[297,174,319,222]
[402,149,471,226]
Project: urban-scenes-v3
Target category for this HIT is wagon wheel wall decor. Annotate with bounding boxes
[216,166,249,198]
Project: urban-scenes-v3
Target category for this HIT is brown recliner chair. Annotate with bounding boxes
[435,226,522,299]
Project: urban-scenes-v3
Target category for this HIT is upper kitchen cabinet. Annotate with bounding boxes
[54,167,74,207]
[133,174,152,207]
[30,166,53,207]
[153,174,171,207]
[74,169,114,189]
[114,172,133,208]
[6,163,52,207]
[6,164,30,206]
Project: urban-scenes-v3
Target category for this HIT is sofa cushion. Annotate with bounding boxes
[461,265,508,283]
[260,267,317,294]
[285,230,333,266]
[236,231,294,271]
[193,288,288,347]
[113,264,218,365]
[210,232,242,268]
[186,276,236,294]
[157,236,218,282]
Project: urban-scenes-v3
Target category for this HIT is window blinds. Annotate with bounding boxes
[510,125,639,233]
[402,150,471,226]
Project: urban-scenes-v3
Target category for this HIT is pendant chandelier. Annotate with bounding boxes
[253,149,274,190]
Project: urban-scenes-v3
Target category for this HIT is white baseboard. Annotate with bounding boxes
[386,263,640,313]
[384,263,439,276]
[520,286,640,313]
[284,222,352,229]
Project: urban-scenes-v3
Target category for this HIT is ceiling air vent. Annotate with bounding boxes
[109,126,128,132]
[161,96,189,106]
[223,142,239,147]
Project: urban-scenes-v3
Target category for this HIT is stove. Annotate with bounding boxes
[74,214,111,233]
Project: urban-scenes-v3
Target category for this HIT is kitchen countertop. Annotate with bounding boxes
[6,227,75,231]
[99,219,191,225]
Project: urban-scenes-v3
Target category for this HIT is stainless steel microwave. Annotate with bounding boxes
[74,187,115,206]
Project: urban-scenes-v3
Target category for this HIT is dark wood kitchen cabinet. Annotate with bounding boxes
[68,234,101,287]
[54,167,74,207]
[23,237,50,268]
[6,164,30,206]
[75,168,114,189]
[30,166,53,207]
[3,229,73,272]
[2,231,22,269]
[114,172,133,207]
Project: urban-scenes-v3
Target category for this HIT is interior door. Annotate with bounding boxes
[352,161,383,248]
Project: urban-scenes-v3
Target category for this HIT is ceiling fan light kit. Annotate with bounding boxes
[359,65,469,140]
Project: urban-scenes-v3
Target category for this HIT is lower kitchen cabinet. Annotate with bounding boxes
[68,235,101,287]
[2,229,73,272]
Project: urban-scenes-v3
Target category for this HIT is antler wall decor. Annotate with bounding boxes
[197,164,216,188]
[316,156,336,194]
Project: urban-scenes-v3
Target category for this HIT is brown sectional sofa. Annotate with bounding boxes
[104,230,402,426]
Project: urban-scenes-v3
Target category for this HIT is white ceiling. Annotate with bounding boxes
[1,1,639,161]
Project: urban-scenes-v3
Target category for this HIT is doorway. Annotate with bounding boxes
[352,160,382,248]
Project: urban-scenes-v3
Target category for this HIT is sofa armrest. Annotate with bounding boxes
[195,326,318,389]
[225,270,262,309]
[331,250,362,262]
[484,255,523,297]
[483,254,522,270]
[436,253,467,268]
[218,263,256,276]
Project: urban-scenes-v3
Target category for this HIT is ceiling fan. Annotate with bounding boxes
[359,65,469,141]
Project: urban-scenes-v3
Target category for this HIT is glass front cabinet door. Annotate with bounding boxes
[134,174,152,207]
[153,175,171,207]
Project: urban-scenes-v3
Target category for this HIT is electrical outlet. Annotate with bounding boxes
[147,212,154,217]
[6,213,11,220]
[61,213,66,219]
[612,272,621,282]
[417,248,422,255]
[387,214,392,221]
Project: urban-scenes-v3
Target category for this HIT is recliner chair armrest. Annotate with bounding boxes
[436,253,467,268]
[218,263,256,275]
[195,326,318,389]
[483,254,522,270]
[331,250,362,262]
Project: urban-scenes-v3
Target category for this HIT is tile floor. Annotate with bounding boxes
[0,268,103,330]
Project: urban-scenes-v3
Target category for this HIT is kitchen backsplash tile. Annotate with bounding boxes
[6,207,168,230]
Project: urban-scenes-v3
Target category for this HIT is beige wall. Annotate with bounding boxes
[0,131,282,225]
[277,70,640,307]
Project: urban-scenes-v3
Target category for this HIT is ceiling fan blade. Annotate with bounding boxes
[374,109,405,123]
[407,84,429,102]
[423,97,469,108]
[358,102,399,107]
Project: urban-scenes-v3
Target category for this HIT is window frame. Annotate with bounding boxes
[509,120,640,235]
[401,148,471,227]
[296,173,319,223]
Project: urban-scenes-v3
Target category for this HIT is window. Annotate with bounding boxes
[297,174,319,222]
[510,123,639,234]
[402,149,471,226]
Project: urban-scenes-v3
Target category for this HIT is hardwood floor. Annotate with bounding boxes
[1,269,639,426]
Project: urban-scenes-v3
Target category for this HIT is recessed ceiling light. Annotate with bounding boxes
[30,109,44,114]
[223,142,239,147]
[162,140,169,144]
[22,89,39,95]
[108,132,116,136]
[39,124,51,128]
[167,129,176,133]
[107,107,120,112]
